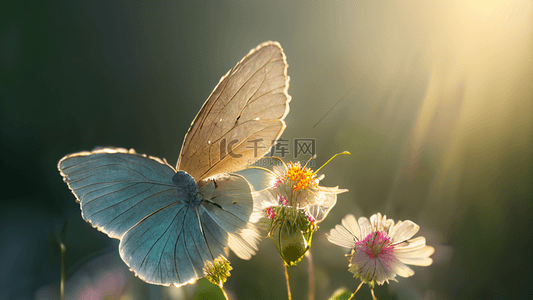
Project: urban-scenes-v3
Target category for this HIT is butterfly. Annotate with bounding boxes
[58,41,291,287]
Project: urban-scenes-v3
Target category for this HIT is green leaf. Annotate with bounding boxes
[328,288,352,300]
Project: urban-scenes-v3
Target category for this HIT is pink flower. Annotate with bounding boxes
[306,213,316,224]
[264,207,276,219]
[279,196,288,206]
[273,177,283,188]
[327,213,434,286]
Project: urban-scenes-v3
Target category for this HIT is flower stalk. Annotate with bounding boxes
[284,263,292,300]
[60,242,65,300]
[348,281,364,300]
[307,250,315,300]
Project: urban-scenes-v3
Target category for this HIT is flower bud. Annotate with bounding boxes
[269,206,315,266]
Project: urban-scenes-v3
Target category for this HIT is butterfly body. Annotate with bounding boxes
[172,171,201,205]
[58,41,290,287]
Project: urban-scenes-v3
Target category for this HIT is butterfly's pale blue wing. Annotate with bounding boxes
[177,41,291,181]
[198,173,261,259]
[120,172,258,286]
[59,148,256,286]
[119,198,220,286]
[58,148,177,239]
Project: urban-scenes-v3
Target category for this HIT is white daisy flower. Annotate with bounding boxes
[252,153,349,266]
[255,154,349,224]
[327,213,434,286]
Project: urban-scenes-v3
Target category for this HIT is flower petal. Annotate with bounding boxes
[385,218,395,235]
[341,214,361,240]
[350,252,376,283]
[389,259,415,278]
[393,236,427,251]
[358,217,373,238]
[368,213,395,234]
[394,240,435,267]
[327,224,358,249]
[395,243,434,257]
[390,220,419,244]
[396,254,433,266]
[369,213,383,231]
[374,257,398,285]
[304,186,346,222]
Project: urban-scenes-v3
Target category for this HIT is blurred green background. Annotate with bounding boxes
[1,1,532,299]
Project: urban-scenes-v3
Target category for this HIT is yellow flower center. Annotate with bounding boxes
[286,162,317,191]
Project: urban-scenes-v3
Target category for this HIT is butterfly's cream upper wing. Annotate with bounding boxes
[177,41,291,180]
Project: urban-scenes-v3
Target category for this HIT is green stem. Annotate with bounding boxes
[219,284,229,300]
[60,242,66,300]
[284,263,292,300]
[370,288,377,300]
[348,281,364,300]
[307,251,314,300]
